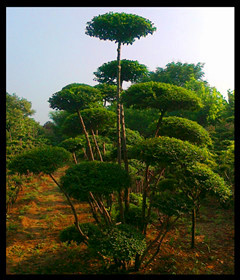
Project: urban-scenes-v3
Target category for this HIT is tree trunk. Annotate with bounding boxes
[91,128,103,162]
[49,173,88,243]
[76,109,94,161]
[191,207,196,249]
[118,190,125,223]
[72,152,78,164]
[116,41,122,166]
[121,104,130,214]
[141,165,149,233]
[154,110,165,137]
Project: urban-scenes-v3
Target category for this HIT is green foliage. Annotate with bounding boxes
[179,162,232,204]
[88,224,147,262]
[48,83,102,112]
[94,83,117,105]
[123,107,160,137]
[62,108,116,136]
[103,127,143,146]
[86,12,156,45]
[59,137,85,153]
[181,76,227,126]
[129,193,143,206]
[152,191,193,217]
[149,116,212,147]
[60,161,131,201]
[139,61,205,87]
[59,223,102,244]
[121,82,202,113]
[94,59,148,86]
[129,136,214,168]
[8,146,71,175]
[6,172,24,213]
[216,141,234,186]
[6,92,48,162]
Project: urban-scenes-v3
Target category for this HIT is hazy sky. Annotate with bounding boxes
[6,7,234,125]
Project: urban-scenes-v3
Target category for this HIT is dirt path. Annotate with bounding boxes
[6,170,234,274]
[6,170,97,274]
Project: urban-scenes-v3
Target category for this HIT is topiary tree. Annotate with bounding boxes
[121,81,202,137]
[59,137,85,164]
[127,135,231,265]
[86,12,156,216]
[60,161,131,226]
[48,83,102,161]
[148,116,212,147]
[8,146,89,242]
[62,107,117,161]
[173,162,232,248]
[94,83,117,106]
[94,59,148,88]
[86,12,156,166]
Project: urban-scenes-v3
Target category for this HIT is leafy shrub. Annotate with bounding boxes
[148,116,212,147]
[60,161,131,201]
[129,136,215,168]
[59,137,85,153]
[59,223,102,244]
[129,193,143,206]
[8,145,71,175]
[121,81,202,112]
[88,224,147,263]
[152,190,193,217]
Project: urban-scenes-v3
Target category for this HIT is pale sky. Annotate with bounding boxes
[6,7,234,125]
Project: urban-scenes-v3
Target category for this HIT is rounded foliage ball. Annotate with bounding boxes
[8,145,71,175]
[60,161,131,201]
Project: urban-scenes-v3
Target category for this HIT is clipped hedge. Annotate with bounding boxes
[129,136,215,168]
[8,145,71,175]
[149,116,212,147]
[121,81,202,112]
[60,161,131,201]
[59,223,102,244]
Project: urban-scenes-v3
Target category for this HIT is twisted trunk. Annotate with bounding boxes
[76,109,94,161]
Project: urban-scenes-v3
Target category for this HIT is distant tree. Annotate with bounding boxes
[6,92,46,162]
[139,61,205,87]
[182,76,227,126]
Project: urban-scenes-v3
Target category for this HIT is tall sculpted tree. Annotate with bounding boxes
[48,83,102,161]
[86,12,156,215]
[86,12,156,166]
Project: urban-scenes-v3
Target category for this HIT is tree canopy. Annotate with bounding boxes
[121,81,202,113]
[48,83,102,112]
[94,59,148,86]
[86,12,156,45]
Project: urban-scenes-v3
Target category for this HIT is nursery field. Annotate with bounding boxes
[6,168,234,275]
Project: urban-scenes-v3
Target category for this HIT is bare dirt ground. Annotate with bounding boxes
[6,168,234,274]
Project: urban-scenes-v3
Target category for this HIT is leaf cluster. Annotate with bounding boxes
[129,136,214,168]
[149,116,212,147]
[88,224,147,262]
[94,59,148,85]
[86,12,156,45]
[8,146,71,175]
[48,83,102,112]
[121,82,202,112]
[60,161,131,201]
